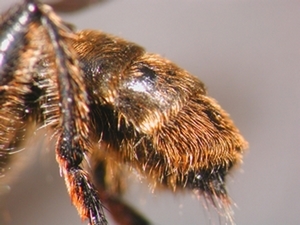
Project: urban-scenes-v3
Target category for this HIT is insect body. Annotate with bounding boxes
[0,1,247,225]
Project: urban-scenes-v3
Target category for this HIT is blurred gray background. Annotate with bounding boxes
[0,0,299,225]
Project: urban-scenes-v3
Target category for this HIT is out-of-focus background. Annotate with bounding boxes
[0,0,299,225]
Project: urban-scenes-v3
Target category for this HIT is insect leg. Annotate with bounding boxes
[93,160,151,225]
[37,2,108,224]
[0,0,42,178]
